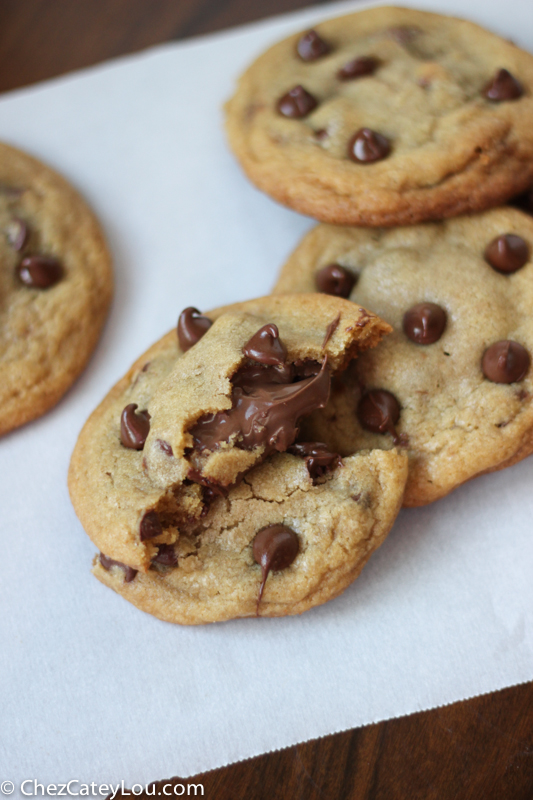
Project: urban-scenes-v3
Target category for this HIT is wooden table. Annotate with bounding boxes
[2,2,532,797]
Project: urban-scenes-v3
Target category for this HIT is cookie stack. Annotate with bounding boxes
[69,6,533,624]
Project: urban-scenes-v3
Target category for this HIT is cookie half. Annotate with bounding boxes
[0,141,113,435]
[273,208,533,506]
[69,294,408,624]
[225,6,533,226]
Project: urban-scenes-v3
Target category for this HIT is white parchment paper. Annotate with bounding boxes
[1,0,533,791]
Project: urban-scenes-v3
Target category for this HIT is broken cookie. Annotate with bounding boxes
[69,294,407,624]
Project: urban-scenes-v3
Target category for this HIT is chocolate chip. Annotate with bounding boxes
[296,29,330,61]
[140,510,163,541]
[403,302,447,345]
[485,234,529,273]
[152,544,177,567]
[348,128,390,163]
[243,323,287,366]
[288,441,342,483]
[338,55,378,80]
[482,340,530,383]
[357,390,401,443]
[18,255,62,288]
[315,264,356,297]
[483,68,523,101]
[177,307,212,352]
[314,128,329,140]
[120,404,150,450]
[277,85,318,118]
[99,553,137,583]
[6,218,28,251]
[253,524,299,613]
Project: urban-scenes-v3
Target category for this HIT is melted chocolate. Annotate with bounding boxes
[120,404,151,450]
[288,441,342,483]
[252,524,299,614]
[232,362,293,389]
[157,439,173,456]
[99,553,137,583]
[322,314,341,349]
[242,323,287,365]
[190,359,330,456]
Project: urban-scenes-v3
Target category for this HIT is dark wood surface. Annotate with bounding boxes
[2,2,532,797]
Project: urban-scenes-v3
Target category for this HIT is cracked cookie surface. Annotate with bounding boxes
[274,207,533,506]
[69,294,408,624]
[0,141,113,435]
[225,6,533,226]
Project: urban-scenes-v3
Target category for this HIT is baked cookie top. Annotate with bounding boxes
[225,6,533,226]
[0,141,113,435]
[273,207,533,506]
[69,294,408,624]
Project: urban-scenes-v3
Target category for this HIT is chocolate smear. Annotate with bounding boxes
[288,441,342,483]
[120,404,150,450]
[322,314,341,349]
[357,389,402,443]
[482,340,530,383]
[485,234,529,273]
[177,307,212,351]
[348,128,391,163]
[315,264,356,297]
[99,553,137,583]
[157,439,173,456]
[18,255,63,288]
[403,302,447,345]
[253,524,299,614]
[483,68,523,101]
[190,359,330,456]
[139,510,163,541]
[277,85,318,118]
[243,323,287,365]
[297,29,330,61]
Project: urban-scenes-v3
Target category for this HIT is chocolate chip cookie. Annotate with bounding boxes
[225,6,533,226]
[0,141,113,435]
[273,207,533,506]
[69,294,408,624]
